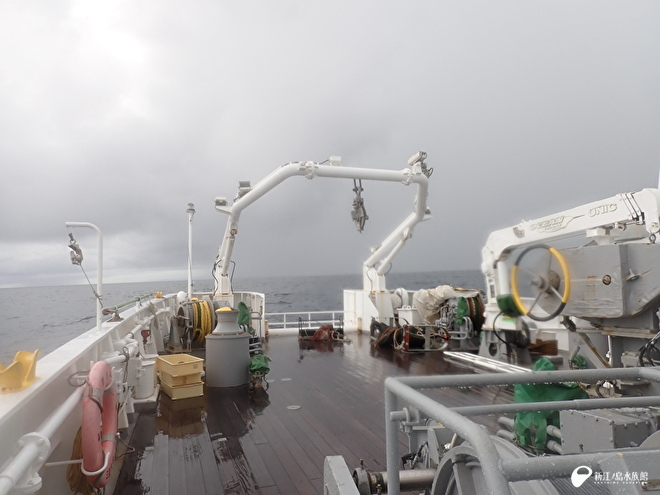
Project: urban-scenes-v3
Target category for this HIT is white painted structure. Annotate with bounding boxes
[211,153,432,329]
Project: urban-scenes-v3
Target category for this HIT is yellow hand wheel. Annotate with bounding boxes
[510,245,570,321]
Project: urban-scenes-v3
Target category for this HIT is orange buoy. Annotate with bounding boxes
[81,360,117,488]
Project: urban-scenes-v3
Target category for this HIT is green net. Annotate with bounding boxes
[513,357,587,451]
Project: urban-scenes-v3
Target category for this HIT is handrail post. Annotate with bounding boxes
[385,376,512,495]
[186,203,195,300]
[384,384,401,495]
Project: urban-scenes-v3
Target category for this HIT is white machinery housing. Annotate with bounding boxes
[479,187,660,368]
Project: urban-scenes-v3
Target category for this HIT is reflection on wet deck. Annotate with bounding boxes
[115,333,512,494]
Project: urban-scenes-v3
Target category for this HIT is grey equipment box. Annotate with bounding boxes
[560,408,658,454]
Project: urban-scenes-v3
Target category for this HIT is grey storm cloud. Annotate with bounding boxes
[1,1,660,287]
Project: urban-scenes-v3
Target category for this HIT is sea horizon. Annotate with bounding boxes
[0,269,484,365]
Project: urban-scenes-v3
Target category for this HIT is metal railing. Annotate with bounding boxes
[264,310,343,334]
[0,387,85,495]
[384,367,660,495]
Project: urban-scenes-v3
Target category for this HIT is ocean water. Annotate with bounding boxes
[0,270,483,365]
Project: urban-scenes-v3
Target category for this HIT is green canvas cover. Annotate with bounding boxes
[237,301,255,334]
[455,297,469,325]
[496,294,522,317]
[249,354,271,375]
[513,357,587,451]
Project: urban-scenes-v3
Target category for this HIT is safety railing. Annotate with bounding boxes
[265,310,343,334]
[0,387,84,495]
[384,367,660,495]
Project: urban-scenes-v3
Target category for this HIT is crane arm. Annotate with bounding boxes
[481,188,660,272]
[212,155,431,298]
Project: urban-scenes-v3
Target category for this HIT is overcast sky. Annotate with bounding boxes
[1,1,660,288]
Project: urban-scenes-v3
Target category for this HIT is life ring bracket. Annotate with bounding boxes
[80,451,111,477]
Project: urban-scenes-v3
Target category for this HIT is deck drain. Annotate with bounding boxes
[287,405,301,410]
[281,378,292,381]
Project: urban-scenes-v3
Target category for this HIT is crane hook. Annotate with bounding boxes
[68,233,84,265]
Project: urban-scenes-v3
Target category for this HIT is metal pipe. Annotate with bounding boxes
[104,294,154,312]
[213,159,430,296]
[103,354,128,366]
[365,211,425,270]
[35,387,84,444]
[638,367,660,382]
[104,343,137,366]
[65,222,103,330]
[0,441,44,494]
[546,439,562,454]
[0,387,84,495]
[383,367,660,495]
[375,237,408,277]
[364,468,436,493]
[497,416,515,430]
[384,386,401,495]
[394,366,660,390]
[363,169,429,271]
[496,429,516,442]
[385,377,511,495]
[453,394,660,416]
[546,425,562,439]
[187,203,195,300]
[497,418,562,445]
[501,452,614,482]
[396,469,436,491]
[444,352,530,373]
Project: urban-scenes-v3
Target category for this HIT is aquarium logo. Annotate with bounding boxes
[571,466,593,487]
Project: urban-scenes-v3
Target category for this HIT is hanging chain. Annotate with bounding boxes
[351,179,369,232]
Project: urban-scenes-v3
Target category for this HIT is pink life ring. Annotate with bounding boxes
[81,360,118,488]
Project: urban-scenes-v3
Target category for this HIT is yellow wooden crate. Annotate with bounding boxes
[161,381,204,400]
[159,370,203,387]
[157,354,204,377]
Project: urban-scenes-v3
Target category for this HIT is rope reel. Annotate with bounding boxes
[178,299,215,345]
[191,299,213,342]
[456,295,485,331]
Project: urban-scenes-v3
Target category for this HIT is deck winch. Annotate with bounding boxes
[205,307,250,388]
[326,176,660,494]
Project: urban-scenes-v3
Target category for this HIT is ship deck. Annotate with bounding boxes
[113,332,514,495]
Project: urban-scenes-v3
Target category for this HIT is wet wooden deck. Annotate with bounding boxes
[113,333,513,495]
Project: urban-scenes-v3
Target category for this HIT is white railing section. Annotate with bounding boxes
[265,310,343,334]
[0,387,85,495]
